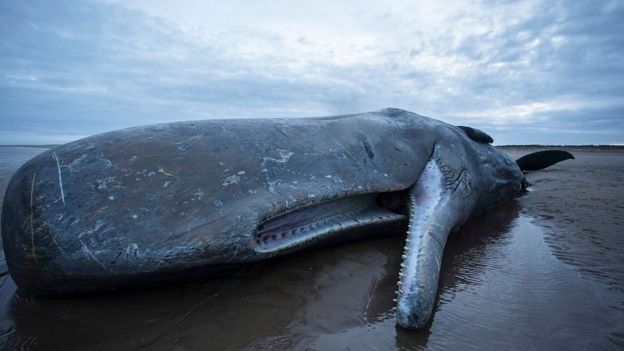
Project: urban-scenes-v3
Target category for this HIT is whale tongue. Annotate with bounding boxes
[395,158,461,329]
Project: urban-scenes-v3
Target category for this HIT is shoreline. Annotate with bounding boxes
[0,144,59,148]
[497,145,624,152]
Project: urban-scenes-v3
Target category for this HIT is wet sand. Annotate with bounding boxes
[0,146,622,350]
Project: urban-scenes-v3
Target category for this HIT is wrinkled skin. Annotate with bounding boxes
[1,108,525,329]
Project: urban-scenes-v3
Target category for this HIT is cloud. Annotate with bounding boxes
[1,0,622,144]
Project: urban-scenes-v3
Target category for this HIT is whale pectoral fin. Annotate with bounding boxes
[395,158,464,329]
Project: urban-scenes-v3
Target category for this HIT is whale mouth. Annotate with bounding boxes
[253,193,407,253]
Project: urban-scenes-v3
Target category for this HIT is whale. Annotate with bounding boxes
[0,108,573,329]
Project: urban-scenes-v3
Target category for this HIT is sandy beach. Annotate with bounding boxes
[0,146,622,350]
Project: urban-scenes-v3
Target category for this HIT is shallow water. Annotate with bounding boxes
[0,147,622,350]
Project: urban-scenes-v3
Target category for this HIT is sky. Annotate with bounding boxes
[1,0,623,145]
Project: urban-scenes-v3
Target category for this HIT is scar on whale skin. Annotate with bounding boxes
[30,171,38,264]
[52,152,65,206]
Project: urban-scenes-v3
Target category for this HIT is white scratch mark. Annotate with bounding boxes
[51,236,68,257]
[237,171,245,175]
[96,176,121,190]
[222,174,240,186]
[192,189,205,200]
[78,219,106,239]
[163,180,173,188]
[67,154,88,172]
[52,152,66,206]
[126,243,141,258]
[267,180,279,194]
[176,133,204,151]
[158,167,175,177]
[80,241,106,270]
[30,171,39,264]
[261,149,294,167]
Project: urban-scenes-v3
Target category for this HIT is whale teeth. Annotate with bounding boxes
[393,298,397,302]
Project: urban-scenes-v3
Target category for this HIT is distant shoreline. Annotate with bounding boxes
[0,144,59,148]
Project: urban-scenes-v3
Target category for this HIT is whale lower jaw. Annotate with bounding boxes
[253,194,407,253]
[396,157,464,329]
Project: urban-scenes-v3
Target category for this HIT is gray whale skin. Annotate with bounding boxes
[1,108,569,329]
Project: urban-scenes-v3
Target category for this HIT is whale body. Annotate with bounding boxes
[0,108,572,329]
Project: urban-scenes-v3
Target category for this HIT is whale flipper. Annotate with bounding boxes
[516,150,574,171]
[396,157,464,329]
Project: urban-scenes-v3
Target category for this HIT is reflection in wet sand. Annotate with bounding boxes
[510,151,624,293]
[1,147,623,350]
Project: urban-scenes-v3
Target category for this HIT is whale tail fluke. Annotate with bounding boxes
[516,150,575,172]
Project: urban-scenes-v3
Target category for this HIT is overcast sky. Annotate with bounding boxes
[1,0,622,145]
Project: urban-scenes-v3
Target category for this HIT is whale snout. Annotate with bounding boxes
[0,148,259,295]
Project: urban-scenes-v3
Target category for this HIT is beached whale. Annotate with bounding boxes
[1,108,573,329]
